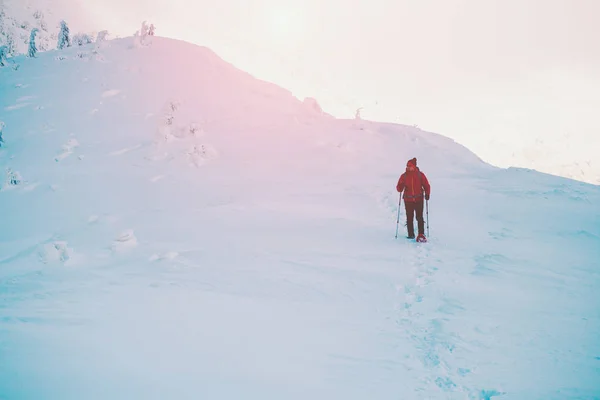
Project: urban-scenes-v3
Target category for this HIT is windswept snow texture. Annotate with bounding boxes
[1,37,600,400]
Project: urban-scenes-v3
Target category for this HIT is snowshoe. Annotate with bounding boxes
[416,234,427,243]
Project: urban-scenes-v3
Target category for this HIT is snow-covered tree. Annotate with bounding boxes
[4,29,16,56]
[0,11,15,56]
[141,21,149,38]
[131,21,155,48]
[28,28,39,57]
[141,21,156,44]
[0,10,5,43]
[57,20,70,49]
[96,30,109,42]
[355,107,363,120]
[0,46,7,66]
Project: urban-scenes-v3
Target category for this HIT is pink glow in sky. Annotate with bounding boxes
[32,0,600,181]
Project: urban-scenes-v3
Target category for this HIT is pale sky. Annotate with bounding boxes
[66,0,600,181]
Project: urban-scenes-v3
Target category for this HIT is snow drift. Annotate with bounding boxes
[1,35,599,400]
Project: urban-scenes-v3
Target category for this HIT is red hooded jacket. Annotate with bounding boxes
[396,158,430,202]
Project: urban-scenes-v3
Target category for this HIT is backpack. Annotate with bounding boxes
[403,171,424,201]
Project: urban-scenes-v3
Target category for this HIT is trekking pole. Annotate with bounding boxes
[395,193,402,239]
[426,199,429,237]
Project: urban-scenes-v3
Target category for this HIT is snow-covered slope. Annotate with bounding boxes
[1,36,599,400]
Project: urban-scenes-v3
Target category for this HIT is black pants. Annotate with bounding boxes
[404,198,425,237]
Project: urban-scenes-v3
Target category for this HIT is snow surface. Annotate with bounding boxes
[1,36,600,400]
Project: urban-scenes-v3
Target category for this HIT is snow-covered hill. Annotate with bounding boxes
[1,36,599,400]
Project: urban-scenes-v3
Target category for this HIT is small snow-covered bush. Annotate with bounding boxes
[0,121,5,145]
[38,241,72,263]
[72,32,93,46]
[187,144,218,167]
[153,101,180,143]
[75,51,89,59]
[5,168,21,186]
[162,100,180,126]
[189,122,203,136]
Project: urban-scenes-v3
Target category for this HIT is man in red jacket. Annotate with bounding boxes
[396,157,431,241]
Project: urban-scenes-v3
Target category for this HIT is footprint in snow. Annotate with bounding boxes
[401,284,423,310]
[415,275,429,288]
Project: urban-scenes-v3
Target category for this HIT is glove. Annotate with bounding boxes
[425,194,430,200]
